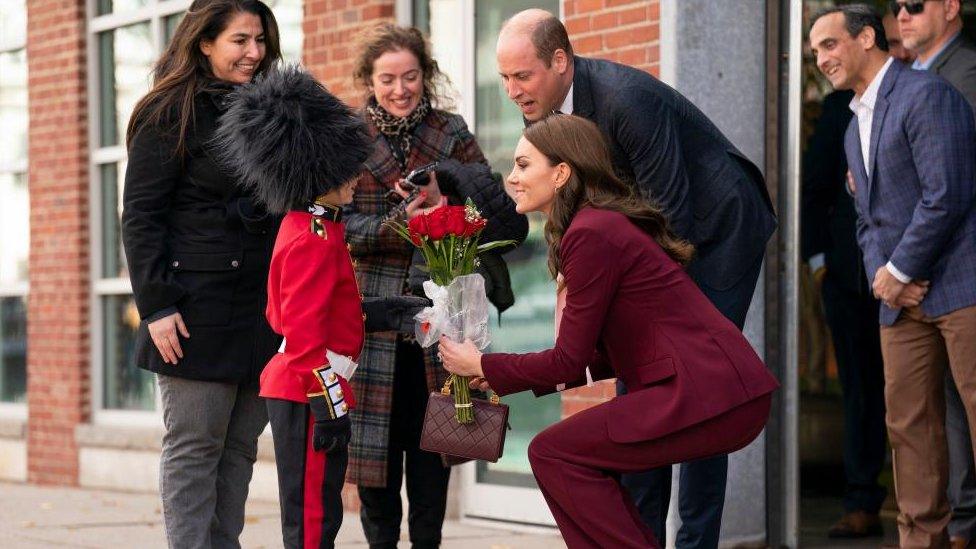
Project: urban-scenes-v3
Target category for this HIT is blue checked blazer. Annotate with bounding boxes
[844,60,976,326]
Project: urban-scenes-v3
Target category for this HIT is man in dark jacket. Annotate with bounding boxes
[496,9,776,548]
[802,89,888,539]
[899,1,976,545]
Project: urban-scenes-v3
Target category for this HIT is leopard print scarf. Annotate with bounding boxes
[366,95,432,174]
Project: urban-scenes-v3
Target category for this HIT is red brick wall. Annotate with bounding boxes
[25,0,90,485]
[564,0,660,76]
[560,0,660,415]
[304,0,397,106]
[304,0,396,511]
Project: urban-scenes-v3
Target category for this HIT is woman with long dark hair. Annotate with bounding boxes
[120,1,282,546]
[439,115,778,548]
[344,23,527,549]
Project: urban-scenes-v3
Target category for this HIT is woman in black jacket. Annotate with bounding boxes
[119,1,282,547]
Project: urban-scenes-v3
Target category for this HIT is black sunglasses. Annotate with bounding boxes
[889,0,934,16]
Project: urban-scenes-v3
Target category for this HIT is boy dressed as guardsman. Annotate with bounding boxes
[213,66,371,549]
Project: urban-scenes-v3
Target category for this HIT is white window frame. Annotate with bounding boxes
[0,1,30,417]
[87,0,194,425]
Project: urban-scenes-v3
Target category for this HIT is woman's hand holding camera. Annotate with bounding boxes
[395,171,444,219]
[394,182,429,219]
[148,311,191,364]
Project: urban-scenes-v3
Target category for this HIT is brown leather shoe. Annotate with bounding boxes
[827,510,884,538]
[950,537,971,549]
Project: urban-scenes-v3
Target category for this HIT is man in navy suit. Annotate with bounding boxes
[811,4,976,547]
[496,9,776,548]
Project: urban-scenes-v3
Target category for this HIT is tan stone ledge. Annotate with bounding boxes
[0,417,26,439]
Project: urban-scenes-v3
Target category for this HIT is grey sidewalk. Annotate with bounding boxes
[0,482,564,548]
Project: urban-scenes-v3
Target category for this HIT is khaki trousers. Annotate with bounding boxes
[881,304,976,548]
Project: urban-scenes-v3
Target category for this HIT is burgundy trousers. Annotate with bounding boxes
[528,393,772,548]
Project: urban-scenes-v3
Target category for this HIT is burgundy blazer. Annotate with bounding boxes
[481,207,778,443]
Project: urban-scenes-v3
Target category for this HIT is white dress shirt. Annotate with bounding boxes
[849,57,893,178]
[848,57,912,284]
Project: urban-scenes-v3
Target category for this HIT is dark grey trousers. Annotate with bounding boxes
[946,370,976,540]
[157,374,268,549]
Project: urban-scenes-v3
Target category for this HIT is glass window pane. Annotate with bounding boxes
[0,1,25,47]
[96,0,150,17]
[472,0,561,486]
[98,23,154,147]
[474,0,548,171]
[101,162,128,279]
[0,296,26,403]
[413,1,431,34]
[102,295,154,410]
[0,48,28,166]
[164,13,184,45]
[0,172,28,285]
[266,0,303,63]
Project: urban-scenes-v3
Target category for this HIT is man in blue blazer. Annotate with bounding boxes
[496,9,777,548]
[811,4,976,547]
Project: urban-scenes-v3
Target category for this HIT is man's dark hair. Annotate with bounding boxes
[812,3,889,52]
[532,16,574,67]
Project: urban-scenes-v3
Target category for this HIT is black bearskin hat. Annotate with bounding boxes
[213,64,371,214]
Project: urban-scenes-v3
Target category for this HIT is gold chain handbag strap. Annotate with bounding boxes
[441,374,500,405]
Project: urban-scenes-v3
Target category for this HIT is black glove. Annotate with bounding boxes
[477,252,515,313]
[432,159,462,195]
[362,296,432,333]
[308,396,351,454]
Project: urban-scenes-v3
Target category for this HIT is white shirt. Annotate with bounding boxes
[849,57,893,178]
[557,83,574,115]
[848,57,912,284]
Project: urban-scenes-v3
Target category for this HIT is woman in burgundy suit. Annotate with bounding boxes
[438,115,779,548]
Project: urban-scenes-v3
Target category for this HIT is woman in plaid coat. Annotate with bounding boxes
[344,23,527,549]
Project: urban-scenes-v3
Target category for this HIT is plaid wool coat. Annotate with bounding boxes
[344,108,488,488]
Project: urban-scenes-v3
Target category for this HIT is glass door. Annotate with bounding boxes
[417,0,561,527]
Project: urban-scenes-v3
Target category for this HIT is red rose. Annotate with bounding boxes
[445,206,467,237]
[463,216,486,237]
[408,213,429,237]
[408,229,423,246]
[427,207,448,240]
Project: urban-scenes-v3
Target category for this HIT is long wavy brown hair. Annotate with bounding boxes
[352,23,454,110]
[126,0,282,156]
[522,115,694,280]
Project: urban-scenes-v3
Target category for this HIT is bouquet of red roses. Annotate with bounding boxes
[386,199,514,423]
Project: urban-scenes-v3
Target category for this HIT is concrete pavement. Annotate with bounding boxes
[0,482,564,548]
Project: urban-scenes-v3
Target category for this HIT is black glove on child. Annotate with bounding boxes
[308,395,351,454]
[362,295,432,333]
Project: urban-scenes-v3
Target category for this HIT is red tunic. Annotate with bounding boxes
[261,210,364,405]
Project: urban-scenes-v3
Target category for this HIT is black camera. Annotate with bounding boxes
[399,162,439,192]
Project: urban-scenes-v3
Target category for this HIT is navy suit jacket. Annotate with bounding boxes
[844,60,976,326]
[570,56,777,293]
